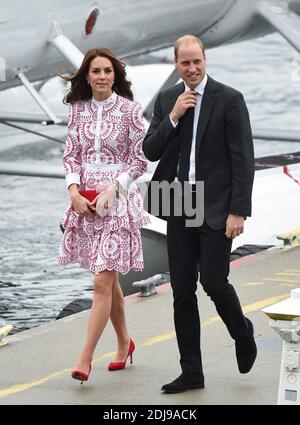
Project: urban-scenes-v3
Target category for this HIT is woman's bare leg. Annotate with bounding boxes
[73,270,115,374]
[110,275,131,361]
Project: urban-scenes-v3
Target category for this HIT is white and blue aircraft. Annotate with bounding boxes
[0,0,300,291]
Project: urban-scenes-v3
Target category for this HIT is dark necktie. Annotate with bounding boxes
[178,106,195,182]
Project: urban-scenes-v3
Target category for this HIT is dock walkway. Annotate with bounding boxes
[1,246,300,405]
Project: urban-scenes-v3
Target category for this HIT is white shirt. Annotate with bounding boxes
[170,74,208,183]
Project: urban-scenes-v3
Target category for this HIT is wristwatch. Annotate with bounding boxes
[112,180,121,198]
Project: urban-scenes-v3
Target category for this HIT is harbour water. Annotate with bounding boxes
[1,32,300,334]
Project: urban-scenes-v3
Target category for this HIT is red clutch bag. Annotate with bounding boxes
[79,190,104,203]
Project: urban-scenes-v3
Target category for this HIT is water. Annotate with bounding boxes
[1,33,300,334]
[0,173,92,333]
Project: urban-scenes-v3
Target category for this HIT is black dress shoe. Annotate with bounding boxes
[161,374,205,394]
[235,318,257,374]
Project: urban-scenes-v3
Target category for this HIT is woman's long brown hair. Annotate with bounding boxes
[62,48,133,104]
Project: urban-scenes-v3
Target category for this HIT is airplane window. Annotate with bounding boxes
[85,7,99,36]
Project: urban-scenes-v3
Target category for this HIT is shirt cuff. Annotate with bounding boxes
[115,172,133,191]
[169,115,178,128]
[65,173,81,188]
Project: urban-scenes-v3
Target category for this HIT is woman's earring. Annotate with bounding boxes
[87,80,90,85]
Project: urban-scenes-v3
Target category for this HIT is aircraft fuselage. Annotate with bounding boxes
[0,0,280,90]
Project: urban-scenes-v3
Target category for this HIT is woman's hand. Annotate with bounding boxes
[71,193,93,217]
[89,185,117,217]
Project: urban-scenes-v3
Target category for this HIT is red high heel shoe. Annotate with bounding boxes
[108,339,135,371]
[71,364,92,382]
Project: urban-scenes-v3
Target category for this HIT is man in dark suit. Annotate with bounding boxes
[142,35,257,394]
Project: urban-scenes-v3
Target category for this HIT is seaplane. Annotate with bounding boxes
[0,0,300,301]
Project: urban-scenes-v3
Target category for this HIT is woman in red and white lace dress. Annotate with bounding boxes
[58,48,150,382]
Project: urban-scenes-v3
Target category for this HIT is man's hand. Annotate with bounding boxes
[169,90,197,124]
[225,214,244,239]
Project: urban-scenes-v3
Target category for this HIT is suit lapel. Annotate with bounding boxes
[195,76,219,158]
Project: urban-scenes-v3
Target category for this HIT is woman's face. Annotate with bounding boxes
[87,56,115,100]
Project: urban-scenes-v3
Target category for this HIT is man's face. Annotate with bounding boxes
[175,42,207,89]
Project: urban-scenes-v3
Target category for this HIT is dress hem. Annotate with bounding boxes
[58,258,144,275]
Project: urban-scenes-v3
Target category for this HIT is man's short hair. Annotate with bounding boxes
[174,35,205,60]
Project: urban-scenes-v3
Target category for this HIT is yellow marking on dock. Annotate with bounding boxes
[0,369,70,398]
[244,282,265,286]
[0,292,289,399]
[263,277,300,284]
[285,269,300,273]
[276,273,300,277]
[241,293,288,314]
[139,333,176,346]
[0,351,116,399]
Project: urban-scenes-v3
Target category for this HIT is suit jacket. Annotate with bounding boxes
[142,76,255,230]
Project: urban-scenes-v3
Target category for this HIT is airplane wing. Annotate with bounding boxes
[252,128,300,143]
[0,162,64,179]
[0,111,68,125]
[258,0,300,53]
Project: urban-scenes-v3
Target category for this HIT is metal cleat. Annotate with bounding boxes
[132,273,169,297]
[0,325,13,347]
[277,228,300,249]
